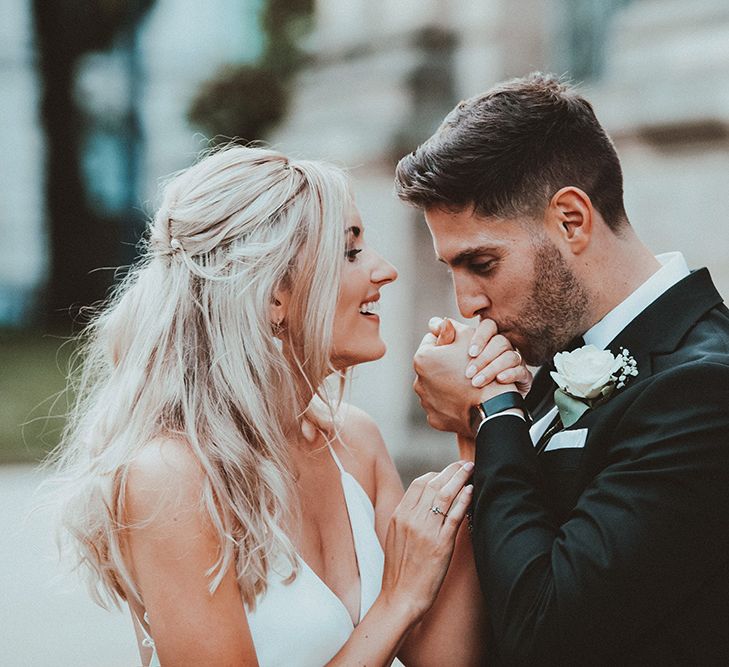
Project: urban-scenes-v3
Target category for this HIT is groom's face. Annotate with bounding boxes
[425,206,589,365]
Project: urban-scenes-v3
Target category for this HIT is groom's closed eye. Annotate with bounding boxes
[468,259,498,275]
[438,245,502,271]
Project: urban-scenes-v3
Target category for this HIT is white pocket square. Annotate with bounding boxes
[544,428,588,452]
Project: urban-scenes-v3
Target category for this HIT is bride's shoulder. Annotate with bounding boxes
[337,403,386,453]
[333,403,396,495]
[124,436,206,523]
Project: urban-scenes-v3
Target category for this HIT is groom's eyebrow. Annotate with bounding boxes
[438,245,498,267]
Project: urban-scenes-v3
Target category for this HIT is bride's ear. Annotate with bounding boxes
[270,286,291,329]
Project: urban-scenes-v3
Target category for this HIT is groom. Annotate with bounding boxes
[395,73,729,666]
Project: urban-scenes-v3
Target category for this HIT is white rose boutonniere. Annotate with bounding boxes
[550,344,638,427]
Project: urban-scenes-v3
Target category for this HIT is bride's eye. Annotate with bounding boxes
[346,248,363,262]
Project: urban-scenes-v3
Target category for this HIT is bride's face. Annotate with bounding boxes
[330,206,398,369]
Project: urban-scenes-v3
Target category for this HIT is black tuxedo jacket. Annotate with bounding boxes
[472,268,729,666]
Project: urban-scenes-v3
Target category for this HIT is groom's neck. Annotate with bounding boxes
[581,224,661,329]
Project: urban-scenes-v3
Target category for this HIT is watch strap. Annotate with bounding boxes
[479,391,531,425]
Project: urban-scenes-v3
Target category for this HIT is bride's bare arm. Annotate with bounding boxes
[322,436,473,666]
[398,501,488,666]
[338,408,487,667]
[124,439,260,666]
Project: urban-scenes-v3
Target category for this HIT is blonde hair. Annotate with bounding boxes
[50,145,350,608]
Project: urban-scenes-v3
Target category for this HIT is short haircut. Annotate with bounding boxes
[395,72,628,231]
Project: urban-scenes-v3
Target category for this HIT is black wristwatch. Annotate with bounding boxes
[474,391,532,429]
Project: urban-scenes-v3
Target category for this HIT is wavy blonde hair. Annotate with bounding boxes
[49,145,350,609]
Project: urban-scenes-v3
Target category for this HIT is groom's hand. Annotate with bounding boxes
[428,317,533,395]
[414,319,520,437]
[465,319,533,396]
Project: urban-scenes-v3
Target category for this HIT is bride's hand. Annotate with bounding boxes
[380,461,473,622]
[428,317,533,396]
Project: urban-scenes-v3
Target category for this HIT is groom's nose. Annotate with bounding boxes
[454,276,491,319]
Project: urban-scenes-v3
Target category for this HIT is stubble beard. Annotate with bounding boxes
[499,238,590,366]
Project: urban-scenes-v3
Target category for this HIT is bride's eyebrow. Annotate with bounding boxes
[438,245,500,267]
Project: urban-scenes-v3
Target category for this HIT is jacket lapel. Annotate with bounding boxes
[603,268,723,376]
[525,365,557,420]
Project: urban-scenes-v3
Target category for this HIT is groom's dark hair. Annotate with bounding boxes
[395,72,628,231]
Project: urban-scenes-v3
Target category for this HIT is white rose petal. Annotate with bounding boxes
[551,345,622,399]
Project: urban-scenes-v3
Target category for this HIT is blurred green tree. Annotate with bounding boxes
[32,0,156,332]
[188,0,313,142]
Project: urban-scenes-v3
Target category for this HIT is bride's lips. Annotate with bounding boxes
[359,294,380,320]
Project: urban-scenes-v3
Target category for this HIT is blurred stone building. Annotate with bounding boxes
[270,0,729,477]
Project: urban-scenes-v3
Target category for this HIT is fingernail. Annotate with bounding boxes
[462,461,474,472]
[469,345,479,357]
[497,372,507,381]
[465,484,474,493]
[465,364,477,379]
[472,373,485,387]
[429,316,443,327]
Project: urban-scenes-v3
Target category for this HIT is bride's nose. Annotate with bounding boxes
[371,252,398,285]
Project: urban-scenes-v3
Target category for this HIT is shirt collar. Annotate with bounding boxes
[583,252,690,351]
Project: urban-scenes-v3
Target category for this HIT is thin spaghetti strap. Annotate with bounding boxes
[134,610,156,649]
[326,442,346,474]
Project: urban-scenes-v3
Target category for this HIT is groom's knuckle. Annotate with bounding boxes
[413,347,428,365]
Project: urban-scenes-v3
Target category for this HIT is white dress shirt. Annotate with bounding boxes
[528,252,690,445]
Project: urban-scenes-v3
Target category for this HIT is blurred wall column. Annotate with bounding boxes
[590,0,729,297]
[0,0,47,326]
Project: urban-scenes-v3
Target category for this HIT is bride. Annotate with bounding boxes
[51,146,523,665]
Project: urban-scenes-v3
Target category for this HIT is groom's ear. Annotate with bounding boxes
[545,186,593,255]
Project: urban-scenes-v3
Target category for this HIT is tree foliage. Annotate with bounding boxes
[188,0,314,142]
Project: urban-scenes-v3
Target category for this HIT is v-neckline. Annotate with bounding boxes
[296,467,364,627]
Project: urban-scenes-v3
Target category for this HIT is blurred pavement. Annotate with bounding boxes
[0,465,139,666]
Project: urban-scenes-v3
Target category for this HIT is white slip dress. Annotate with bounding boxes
[137,444,385,666]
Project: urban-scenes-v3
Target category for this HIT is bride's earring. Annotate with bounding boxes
[272,318,284,351]
[270,293,288,351]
